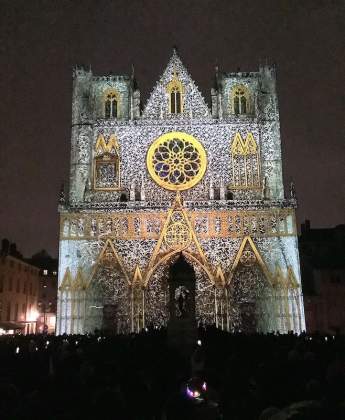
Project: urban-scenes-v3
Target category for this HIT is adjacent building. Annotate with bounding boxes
[0,251,40,334]
[300,221,345,333]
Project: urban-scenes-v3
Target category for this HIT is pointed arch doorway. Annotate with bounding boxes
[168,253,196,322]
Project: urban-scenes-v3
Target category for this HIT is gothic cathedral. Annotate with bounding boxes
[57,49,306,334]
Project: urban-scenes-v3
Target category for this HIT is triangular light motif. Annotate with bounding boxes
[142,48,211,119]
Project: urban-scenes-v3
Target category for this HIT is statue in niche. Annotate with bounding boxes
[59,184,65,204]
[289,181,296,199]
[175,285,190,318]
[261,176,269,200]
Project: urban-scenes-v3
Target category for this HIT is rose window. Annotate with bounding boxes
[147,132,207,191]
[164,221,191,249]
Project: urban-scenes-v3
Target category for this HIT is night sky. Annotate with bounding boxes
[0,0,344,258]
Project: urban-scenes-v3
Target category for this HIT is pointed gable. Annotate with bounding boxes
[142,48,211,119]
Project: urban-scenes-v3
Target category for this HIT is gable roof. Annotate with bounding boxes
[142,49,211,119]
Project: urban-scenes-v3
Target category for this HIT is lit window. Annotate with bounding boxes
[170,87,181,114]
[232,85,250,115]
[43,269,48,276]
[104,91,119,118]
[166,71,184,114]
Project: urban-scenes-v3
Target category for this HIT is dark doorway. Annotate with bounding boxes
[240,302,257,333]
[167,254,197,354]
[102,303,118,334]
[168,254,196,321]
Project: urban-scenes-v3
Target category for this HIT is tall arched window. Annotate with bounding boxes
[232,85,250,115]
[166,71,184,114]
[104,90,119,118]
[230,132,260,189]
[93,135,121,190]
[170,87,181,114]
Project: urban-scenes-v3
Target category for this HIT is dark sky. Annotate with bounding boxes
[0,0,344,258]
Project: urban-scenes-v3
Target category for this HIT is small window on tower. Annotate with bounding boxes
[232,85,250,115]
[104,90,119,119]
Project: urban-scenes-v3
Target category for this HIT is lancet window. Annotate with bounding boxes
[232,85,250,115]
[166,71,184,114]
[230,132,261,189]
[104,90,119,118]
[93,135,121,190]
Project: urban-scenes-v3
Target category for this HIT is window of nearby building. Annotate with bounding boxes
[6,302,11,321]
[16,278,20,293]
[14,303,18,321]
[22,303,26,317]
[53,271,57,276]
[8,277,13,291]
[43,269,48,276]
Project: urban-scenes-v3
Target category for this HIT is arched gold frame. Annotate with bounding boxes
[146,131,207,191]
[230,132,261,189]
[103,88,120,118]
[93,134,121,191]
[166,70,185,113]
[230,84,251,115]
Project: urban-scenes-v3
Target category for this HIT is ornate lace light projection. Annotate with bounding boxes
[84,240,130,333]
[230,132,261,189]
[93,135,121,190]
[58,50,306,336]
[164,211,192,249]
[147,132,207,191]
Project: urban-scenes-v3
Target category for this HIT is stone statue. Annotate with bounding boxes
[59,184,65,204]
[140,174,146,201]
[289,181,296,199]
[209,177,214,200]
[130,179,136,201]
[261,176,268,200]
[175,286,190,318]
[220,177,226,200]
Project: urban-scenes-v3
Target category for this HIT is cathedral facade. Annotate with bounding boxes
[57,50,306,335]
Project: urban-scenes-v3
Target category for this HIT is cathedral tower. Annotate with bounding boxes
[57,50,305,334]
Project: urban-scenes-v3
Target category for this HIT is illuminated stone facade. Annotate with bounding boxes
[57,50,306,334]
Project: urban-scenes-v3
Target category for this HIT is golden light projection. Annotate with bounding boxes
[164,211,192,249]
[146,132,207,191]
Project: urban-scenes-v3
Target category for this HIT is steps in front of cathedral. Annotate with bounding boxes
[167,318,197,357]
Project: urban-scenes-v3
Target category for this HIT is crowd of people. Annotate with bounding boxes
[0,327,344,419]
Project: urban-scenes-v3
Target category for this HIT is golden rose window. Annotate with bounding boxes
[146,132,207,191]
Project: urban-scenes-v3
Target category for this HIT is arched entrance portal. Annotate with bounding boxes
[145,250,215,329]
[168,253,196,323]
